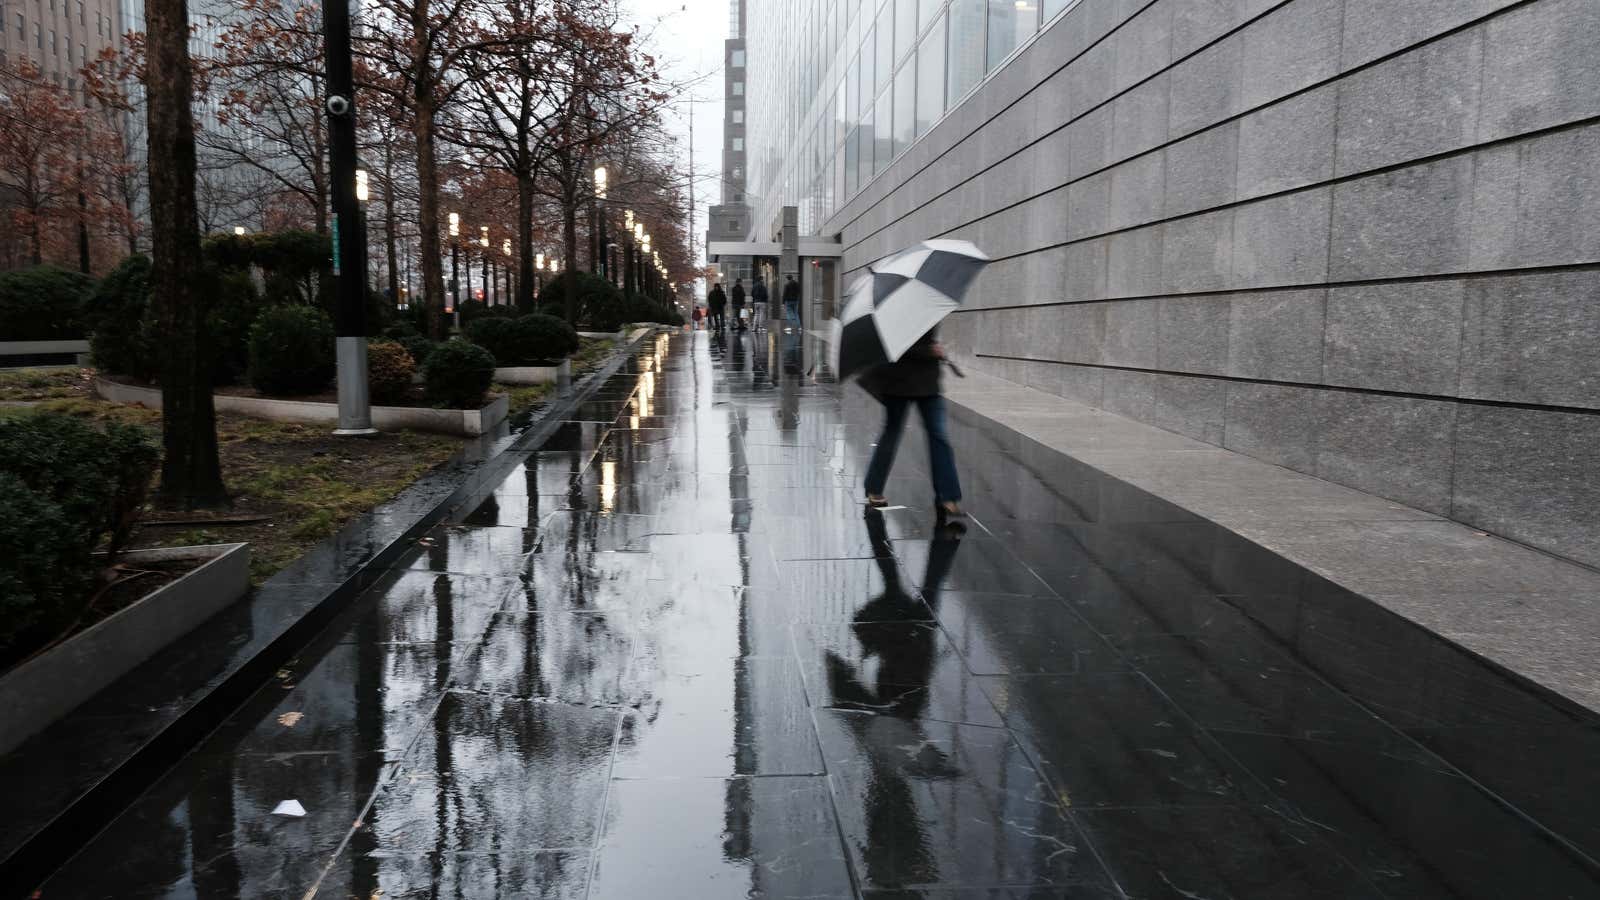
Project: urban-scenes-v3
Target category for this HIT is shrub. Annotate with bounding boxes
[422,339,495,409]
[399,334,438,369]
[366,339,415,403]
[0,265,97,342]
[0,411,159,662]
[207,267,262,385]
[87,255,159,381]
[248,305,335,396]
[466,313,579,366]
[514,313,580,363]
[533,270,628,330]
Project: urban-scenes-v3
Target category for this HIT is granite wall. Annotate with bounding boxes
[822,0,1600,568]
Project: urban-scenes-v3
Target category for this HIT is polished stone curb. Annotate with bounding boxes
[0,328,662,892]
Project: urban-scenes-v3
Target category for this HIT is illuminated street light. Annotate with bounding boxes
[233,226,246,235]
[448,211,460,237]
[536,252,545,269]
[479,225,489,248]
[354,169,369,202]
[593,166,608,199]
[502,239,512,257]
[624,209,634,230]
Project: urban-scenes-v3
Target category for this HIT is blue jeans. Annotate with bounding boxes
[864,395,962,504]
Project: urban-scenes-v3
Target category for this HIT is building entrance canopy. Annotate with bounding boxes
[706,239,842,262]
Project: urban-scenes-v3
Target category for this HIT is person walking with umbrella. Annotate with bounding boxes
[831,240,990,522]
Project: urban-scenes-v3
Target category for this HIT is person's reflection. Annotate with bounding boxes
[825,512,964,886]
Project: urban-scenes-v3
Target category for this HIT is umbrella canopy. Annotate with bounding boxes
[828,239,990,382]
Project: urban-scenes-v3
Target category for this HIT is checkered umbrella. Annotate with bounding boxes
[828,239,990,382]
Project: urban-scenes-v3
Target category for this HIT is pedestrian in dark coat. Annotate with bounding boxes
[731,278,747,331]
[781,274,800,324]
[750,277,769,328]
[708,282,728,330]
[860,328,963,521]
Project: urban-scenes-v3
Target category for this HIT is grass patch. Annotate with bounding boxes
[496,382,553,417]
[18,395,470,583]
[0,367,94,401]
[572,337,616,377]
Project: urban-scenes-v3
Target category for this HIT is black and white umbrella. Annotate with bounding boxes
[829,239,990,382]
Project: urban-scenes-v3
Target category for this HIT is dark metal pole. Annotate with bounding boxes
[451,242,459,309]
[324,0,373,434]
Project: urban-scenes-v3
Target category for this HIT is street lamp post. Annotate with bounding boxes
[592,166,607,278]
[479,226,489,310]
[448,212,460,313]
[323,0,375,435]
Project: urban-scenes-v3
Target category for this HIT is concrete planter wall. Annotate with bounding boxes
[95,377,510,436]
[0,542,250,756]
[578,330,624,341]
[494,359,570,385]
[0,339,90,368]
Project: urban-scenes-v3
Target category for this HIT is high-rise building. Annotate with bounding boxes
[707,0,751,287]
[736,0,1600,573]
[0,0,120,93]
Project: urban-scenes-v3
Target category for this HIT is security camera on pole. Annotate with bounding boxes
[323,0,375,435]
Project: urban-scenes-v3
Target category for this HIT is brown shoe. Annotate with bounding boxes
[865,494,889,508]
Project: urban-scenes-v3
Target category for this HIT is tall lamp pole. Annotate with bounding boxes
[479,226,489,310]
[324,0,375,435]
[448,212,460,313]
[593,166,607,278]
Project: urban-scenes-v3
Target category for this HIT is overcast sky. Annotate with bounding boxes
[625,0,728,274]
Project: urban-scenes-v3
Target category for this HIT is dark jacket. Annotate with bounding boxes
[708,285,727,311]
[863,330,941,398]
[782,278,799,303]
[751,280,768,302]
[731,283,745,307]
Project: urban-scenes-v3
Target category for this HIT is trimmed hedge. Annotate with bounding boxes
[422,340,495,409]
[0,412,158,664]
[0,265,96,342]
[366,339,415,403]
[465,313,578,366]
[87,255,158,381]
[532,270,629,330]
[248,306,335,396]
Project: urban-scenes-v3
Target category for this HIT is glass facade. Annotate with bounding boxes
[744,0,1072,238]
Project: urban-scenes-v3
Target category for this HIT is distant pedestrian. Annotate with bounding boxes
[692,304,704,329]
[860,328,963,523]
[750,277,769,329]
[781,274,800,329]
[731,278,747,331]
[708,282,728,330]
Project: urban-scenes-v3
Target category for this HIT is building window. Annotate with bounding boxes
[947,0,983,104]
[76,0,82,24]
[50,28,55,53]
[916,12,946,137]
[34,22,41,48]
[78,43,84,62]
[731,49,744,67]
[732,81,743,96]
[732,166,743,179]
[728,219,739,229]
[895,0,915,63]
[987,0,1038,71]
[875,6,892,92]
[732,137,743,151]
[16,13,23,37]
[893,59,914,156]
[732,110,743,123]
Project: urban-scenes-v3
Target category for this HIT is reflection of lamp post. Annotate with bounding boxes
[447,212,460,313]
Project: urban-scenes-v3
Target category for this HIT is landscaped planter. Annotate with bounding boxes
[494,359,571,385]
[0,339,90,368]
[0,542,250,756]
[94,377,510,436]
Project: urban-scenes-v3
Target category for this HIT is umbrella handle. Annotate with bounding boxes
[943,360,965,378]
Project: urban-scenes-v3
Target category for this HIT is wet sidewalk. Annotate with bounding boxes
[40,330,1600,898]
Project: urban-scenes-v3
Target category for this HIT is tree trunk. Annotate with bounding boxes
[146,0,228,508]
[412,96,447,340]
[382,142,400,307]
[562,192,578,324]
[517,173,535,309]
